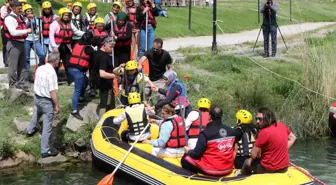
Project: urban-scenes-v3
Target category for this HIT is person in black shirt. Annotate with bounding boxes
[95,37,118,117]
[260,0,278,57]
[138,38,172,104]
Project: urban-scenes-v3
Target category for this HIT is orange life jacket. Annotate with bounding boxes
[188,110,210,138]
[54,22,73,44]
[42,15,53,37]
[3,14,28,40]
[113,23,132,47]
[69,43,90,70]
[160,116,187,148]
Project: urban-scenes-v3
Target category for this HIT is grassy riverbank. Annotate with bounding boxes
[1,0,336,49]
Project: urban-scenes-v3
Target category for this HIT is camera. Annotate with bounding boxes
[266,0,271,5]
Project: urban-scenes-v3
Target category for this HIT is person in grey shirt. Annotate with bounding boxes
[260,0,278,57]
[26,52,61,158]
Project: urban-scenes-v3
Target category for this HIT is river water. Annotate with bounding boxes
[0,139,335,185]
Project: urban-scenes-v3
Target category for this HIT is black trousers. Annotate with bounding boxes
[241,158,288,175]
[114,45,131,67]
[57,44,72,85]
[234,156,249,169]
[262,25,277,57]
[1,27,8,67]
[99,88,116,115]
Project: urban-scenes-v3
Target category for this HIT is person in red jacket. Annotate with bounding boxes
[90,17,108,41]
[68,31,94,120]
[41,1,57,53]
[112,12,132,67]
[125,0,139,59]
[185,98,211,149]
[181,106,241,176]
[143,103,187,158]
[241,107,296,175]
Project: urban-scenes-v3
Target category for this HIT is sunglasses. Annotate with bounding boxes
[152,47,162,52]
[255,117,263,122]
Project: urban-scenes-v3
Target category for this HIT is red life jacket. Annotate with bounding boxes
[160,116,186,148]
[140,5,156,28]
[184,136,236,176]
[0,6,11,26]
[3,14,28,40]
[188,110,210,138]
[69,43,90,69]
[42,15,53,37]
[93,28,108,39]
[126,6,137,28]
[113,23,132,47]
[54,22,73,44]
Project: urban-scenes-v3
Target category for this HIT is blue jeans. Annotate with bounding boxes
[25,40,46,70]
[139,25,155,58]
[68,68,88,111]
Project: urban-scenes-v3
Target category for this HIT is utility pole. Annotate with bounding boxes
[290,0,292,22]
[188,0,191,30]
[212,0,217,53]
[258,0,260,24]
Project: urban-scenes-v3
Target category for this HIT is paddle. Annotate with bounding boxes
[289,162,326,185]
[97,122,151,185]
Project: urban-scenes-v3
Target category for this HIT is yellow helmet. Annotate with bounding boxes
[87,3,97,11]
[94,17,105,25]
[42,1,52,9]
[125,60,138,71]
[22,4,32,12]
[58,7,71,17]
[18,0,27,3]
[236,109,253,125]
[128,92,141,105]
[112,1,122,9]
[73,1,82,8]
[197,98,211,110]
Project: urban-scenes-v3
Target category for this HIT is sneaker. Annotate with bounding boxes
[26,128,37,137]
[41,150,59,158]
[71,111,84,121]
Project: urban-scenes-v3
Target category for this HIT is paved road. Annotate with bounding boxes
[0,22,335,68]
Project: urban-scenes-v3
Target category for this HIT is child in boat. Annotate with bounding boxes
[233,109,259,169]
[143,104,187,158]
[113,60,156,106]
[112,92,152,142]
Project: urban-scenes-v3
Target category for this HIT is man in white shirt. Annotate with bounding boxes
[3,1,32,90]
[26,52,61,158]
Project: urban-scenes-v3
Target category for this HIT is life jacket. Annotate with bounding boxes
[54,22,73,44]
[236,130,256,157]
[126,6,137,28]
[93,28,108,39]
[113,23,132,47]
[188,110,210,138]
[160,116,186,148]
[85,13,98,27]
[125,104,150,136]
[140,5,156,28]
[122,72,140,96]
[72,14,83,31]
[69,43,90,70]
[185,136,235,176]
[42,15,53,37]
[0,6,11,26]
[166,81,190,108]
[3,14,28,40]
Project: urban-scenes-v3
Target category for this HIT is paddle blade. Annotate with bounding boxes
[97,174,114,185]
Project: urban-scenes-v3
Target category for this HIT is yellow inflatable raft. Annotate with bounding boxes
[91,109,315,185]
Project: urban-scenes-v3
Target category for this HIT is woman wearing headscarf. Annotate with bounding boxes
[111,12,132,67]
[153,70,192,118]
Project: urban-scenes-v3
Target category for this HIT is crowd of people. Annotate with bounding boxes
[0,0,295,177]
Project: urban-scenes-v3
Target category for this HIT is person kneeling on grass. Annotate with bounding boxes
[113,60,156,106]
[143,104,186,158]
[241,107,296,175]
[181,106,241,176]
[112,92,152,143]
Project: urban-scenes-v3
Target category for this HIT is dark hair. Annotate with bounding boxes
[257,107,277,127]
[162,103,176,115]
[209,105,222,121]
[10,0,21,8]
[154,38,163,47]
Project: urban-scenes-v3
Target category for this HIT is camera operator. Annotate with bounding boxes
[260,0,278,57]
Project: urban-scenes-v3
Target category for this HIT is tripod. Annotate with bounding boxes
[252,7,288,54]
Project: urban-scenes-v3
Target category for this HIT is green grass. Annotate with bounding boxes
[1,0,336,49]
